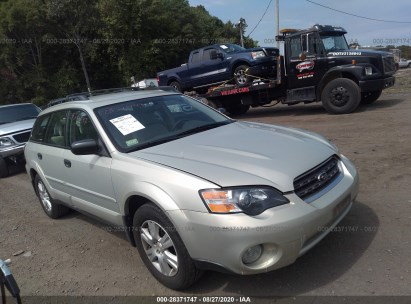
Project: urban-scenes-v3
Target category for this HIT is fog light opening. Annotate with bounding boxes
[242,245,263,265]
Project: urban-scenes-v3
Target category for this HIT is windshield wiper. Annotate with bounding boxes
[174,121,231,137]
[127,121,232,152]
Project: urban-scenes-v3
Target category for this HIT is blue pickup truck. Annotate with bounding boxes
[157,44,279,92]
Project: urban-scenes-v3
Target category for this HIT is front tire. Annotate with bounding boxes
[133,204,202,290]
[34,174,69,219]
[234,65,251,86]
[361,90,382,104]
[321,78,361,114]
[0,157,9,178]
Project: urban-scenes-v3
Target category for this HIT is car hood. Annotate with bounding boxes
[133,122,336,192]
[0,119,36,136]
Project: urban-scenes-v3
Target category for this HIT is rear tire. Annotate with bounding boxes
[0,157,9,178]
[321,78,361,114]
[133,203,202,290]
[361,90,382,104]
[34,174,70,219]
[169,81,182,92]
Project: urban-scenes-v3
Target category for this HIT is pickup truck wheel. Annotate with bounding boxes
[361,90,382,104]
[0,157,9,178]
[321,78,361,114]
[234,65,251,86]
[133,203,202,290]
[34,174,70,219]
[169,81,182,92]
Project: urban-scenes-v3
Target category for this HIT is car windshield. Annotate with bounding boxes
[218,44,245,54]
[0,104,40,125]
[320,34,349,52]
[95,94,233,152]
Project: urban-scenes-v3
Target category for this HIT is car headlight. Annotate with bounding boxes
[200,187,289,216]
[0,137,15,147]
[251,51,266,59]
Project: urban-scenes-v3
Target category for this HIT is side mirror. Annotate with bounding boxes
[71,139,99,155]
[210,51,223,60]
[0,259,21,302]
[299,51,308,61]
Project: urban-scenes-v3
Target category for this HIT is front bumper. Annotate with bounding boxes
[167,155,359,275]
[0,144,25,159]
[248,60,277,78]
[359,76,395,92]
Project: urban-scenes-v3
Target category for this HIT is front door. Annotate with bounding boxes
[62,110,119,224]
[286,33,328,90]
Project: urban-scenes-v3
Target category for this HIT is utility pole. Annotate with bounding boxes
[236,18,245,48]
[276,0,280,48]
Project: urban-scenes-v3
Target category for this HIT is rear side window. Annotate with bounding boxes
[43,111,68,147]
[31,114,50,142]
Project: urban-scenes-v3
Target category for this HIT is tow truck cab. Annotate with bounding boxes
[281,24,396,111]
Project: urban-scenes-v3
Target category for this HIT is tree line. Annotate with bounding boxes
[0,0,256,105]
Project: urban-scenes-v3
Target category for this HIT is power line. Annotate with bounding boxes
[306,0,411,24]
[248,0,273,36]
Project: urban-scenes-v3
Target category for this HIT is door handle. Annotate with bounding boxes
[37,153,42,160]
[64,159,71,168]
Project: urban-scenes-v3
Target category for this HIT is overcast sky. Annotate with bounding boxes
[188,0,411,47]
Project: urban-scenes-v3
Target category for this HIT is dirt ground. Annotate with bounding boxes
[1,69,410,303]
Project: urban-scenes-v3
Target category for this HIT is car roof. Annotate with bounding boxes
[40,88,181,115]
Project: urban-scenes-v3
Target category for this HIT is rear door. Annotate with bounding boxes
[28,110,71,203]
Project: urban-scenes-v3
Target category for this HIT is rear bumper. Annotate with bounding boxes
[359,76,395,92]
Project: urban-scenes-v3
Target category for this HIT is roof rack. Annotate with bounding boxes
[43,86,179,109]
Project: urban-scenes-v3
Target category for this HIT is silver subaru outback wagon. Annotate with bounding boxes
[25,88,359,290]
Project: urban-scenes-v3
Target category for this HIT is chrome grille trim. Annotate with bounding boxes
[383,56,396,74]
[293,155,342,203]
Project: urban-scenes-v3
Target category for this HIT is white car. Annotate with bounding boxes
[25,88,359,289]
[399,58,411,68]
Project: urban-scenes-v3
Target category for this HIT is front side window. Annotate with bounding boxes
[95,94,232,152]
[43,111,67,147]
[289,36,302,59]
[67,110,99,146]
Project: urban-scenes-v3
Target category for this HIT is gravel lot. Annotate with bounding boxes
[1,70,410,303]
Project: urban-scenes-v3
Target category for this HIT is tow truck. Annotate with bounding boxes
[192,24,396,115]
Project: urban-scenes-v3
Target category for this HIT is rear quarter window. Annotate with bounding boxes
[30,114,50,142]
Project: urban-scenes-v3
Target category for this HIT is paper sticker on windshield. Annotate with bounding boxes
[220,45,228,49]
[109,114,145,135]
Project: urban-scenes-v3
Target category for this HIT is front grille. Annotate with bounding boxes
[293,155,341,202]
[383,56,396,74]
[12,131,31,143]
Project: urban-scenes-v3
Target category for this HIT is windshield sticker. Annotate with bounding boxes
[220,45,228,49]
[330,52,362,56]
[125,138,138,146]
[296,60,315,72]
[109,114,145,136]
